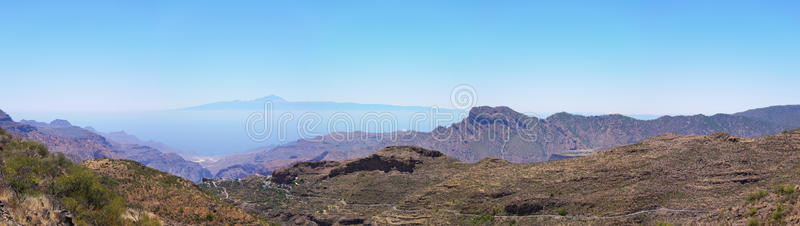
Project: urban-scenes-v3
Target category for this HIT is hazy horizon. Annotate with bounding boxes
[2,1,799,116]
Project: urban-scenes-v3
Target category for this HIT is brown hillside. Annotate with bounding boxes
[207,129,800,225]
[82,159,264,225]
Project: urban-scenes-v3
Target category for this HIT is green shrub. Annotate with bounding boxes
[470,213,494,225]
[0,137,129,225]
[748,208,759,216]
[746,191,768,201]
[656,222,674,226]
[771,205,787,223]
[747,218,759,226]
[3,155,43,194]
[556,208,568,216]
[776,185,797,196]
[53,165,128,225]
[3,139,48,157]
[137,214,162,226]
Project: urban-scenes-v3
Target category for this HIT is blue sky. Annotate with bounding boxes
[1,0,799,115]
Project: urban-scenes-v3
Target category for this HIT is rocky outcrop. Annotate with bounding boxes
[0,188,75,226]
[271,146,446,184]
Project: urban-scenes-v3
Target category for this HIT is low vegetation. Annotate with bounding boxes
[83,158,265,225]
[746,191,768,201]
[0,128,132,225]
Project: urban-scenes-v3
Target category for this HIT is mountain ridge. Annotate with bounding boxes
[215,105,800,178]
[182,95,459,111]
[0,110,212,182]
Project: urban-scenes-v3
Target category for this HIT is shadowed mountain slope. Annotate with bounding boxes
[735,105,800,128]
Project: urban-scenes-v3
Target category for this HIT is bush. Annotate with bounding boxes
[746,191,768,201]
[771,205,787,223]
[470,213,494,225]
[2,139,48,158]
[556,208,568,216]
[0,137,129,224]
[53,166,127,225]
[137,214,162,226]
[748,208,759,216]
[747,218,759,226]
[3,155,44,194]
[776,185,797,196]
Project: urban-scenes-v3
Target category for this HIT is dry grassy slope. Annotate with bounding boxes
[372,129,800,225]
[82,159,265,225]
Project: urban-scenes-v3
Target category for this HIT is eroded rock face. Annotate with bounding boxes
[271,161,341,184]
[271,146,446,184]
[327,154,420,178]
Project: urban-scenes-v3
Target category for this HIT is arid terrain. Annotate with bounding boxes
[204,128,800,225]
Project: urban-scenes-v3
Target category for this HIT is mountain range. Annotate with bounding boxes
[183,95,455,112]
[214,104,800,178]
[0,109,211,182]
[2,103,799,225]
[3,104,798,182]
